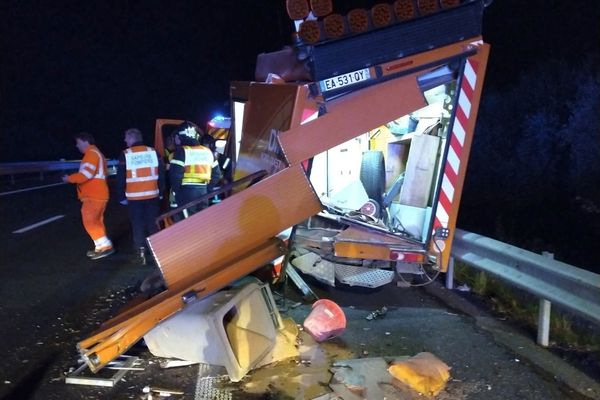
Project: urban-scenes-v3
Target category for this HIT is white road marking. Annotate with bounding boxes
[13,215,65,234]
[0,182,67,197]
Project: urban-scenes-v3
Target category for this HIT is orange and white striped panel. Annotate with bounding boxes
[433,58,479,231]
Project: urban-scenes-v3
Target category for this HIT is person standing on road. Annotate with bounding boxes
[62,132,115,260]
[169,121,220,217]
[117,128,165,265]
[164,130,181,217]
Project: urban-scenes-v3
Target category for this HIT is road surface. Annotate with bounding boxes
[0,176,598,399]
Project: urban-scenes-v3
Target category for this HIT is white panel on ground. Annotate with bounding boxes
[144,282,281,382]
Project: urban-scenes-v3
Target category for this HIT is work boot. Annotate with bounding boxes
[89,246,115,260]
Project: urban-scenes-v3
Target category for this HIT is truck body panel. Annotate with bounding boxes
[147,165,321,288]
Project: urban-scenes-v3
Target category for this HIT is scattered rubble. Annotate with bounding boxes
[365,306,388,321]
[142,385,184,396]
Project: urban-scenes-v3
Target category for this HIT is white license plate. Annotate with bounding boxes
[320,68,371,92]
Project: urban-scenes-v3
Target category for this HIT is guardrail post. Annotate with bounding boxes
[537,251,553,347]
[445,256,454,289]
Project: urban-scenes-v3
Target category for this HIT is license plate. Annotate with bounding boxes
[319,68,371,92]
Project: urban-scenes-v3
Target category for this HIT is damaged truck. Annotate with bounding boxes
[76,0,491,381]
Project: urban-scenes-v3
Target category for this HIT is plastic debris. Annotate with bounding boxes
[159,359,198,369]
[303,299,346,341]
[456,283,471,292]
[142,385,184,396]
[365,306,388,320]
[388,352,451,396]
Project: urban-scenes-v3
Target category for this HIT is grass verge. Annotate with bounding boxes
[453,261,600,353]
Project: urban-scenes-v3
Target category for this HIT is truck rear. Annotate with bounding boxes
[232,0,490,286]
[79,0,491,372]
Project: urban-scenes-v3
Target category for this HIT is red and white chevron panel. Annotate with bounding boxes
[433,58,479,232]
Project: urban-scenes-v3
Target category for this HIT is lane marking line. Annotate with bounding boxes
[0,182,67,197]
[13,215,65,234]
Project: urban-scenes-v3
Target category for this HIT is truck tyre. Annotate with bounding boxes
[360,150,385,210]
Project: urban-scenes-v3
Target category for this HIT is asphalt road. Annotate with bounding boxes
[0,176,598,400]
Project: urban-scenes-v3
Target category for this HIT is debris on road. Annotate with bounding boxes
[365,306,388,320]
[330,356,410,399]
[388,351,451,396]
[303,299,347,342]
[254,317,300,368]
[65,355,140,387]
[143,281,296,381]
[158,359,198,369]
[142,385,184,396]
[143,282,274,376]
[329,352,451,398]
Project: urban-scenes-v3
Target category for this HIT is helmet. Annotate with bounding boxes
[176,121,199,139]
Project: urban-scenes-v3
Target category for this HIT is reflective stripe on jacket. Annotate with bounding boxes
[67,145,109,201]
[124,145,160,200]
[170,145,213,185]
[164,148,174,170]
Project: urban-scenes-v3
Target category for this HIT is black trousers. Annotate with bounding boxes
[175,185,208,218]
[127,198,160,249]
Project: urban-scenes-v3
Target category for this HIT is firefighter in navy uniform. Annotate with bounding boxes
[169,121,221,217]
[163,130,180,217]
[117,128,165,265]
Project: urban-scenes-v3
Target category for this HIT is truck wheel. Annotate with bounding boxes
[360,150,386,210]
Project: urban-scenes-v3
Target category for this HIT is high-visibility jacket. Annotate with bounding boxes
[164,148,175,170]
[170,145,213,185]
[124,145,160,200]
[67,145,109,201]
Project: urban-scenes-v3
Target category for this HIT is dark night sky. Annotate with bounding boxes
[0,0,598,161]
[1,1,294,161]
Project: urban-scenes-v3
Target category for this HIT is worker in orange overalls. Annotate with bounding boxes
[62,132,115,260]
[116,128,164,265]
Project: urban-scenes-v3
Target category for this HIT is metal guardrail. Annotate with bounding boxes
[0,161,119,186]
[450,228,600,344]
[0,160,119,176]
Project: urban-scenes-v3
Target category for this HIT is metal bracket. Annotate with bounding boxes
[285,264,317,301]
[65,355,140,387]
[181,290,198,304]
